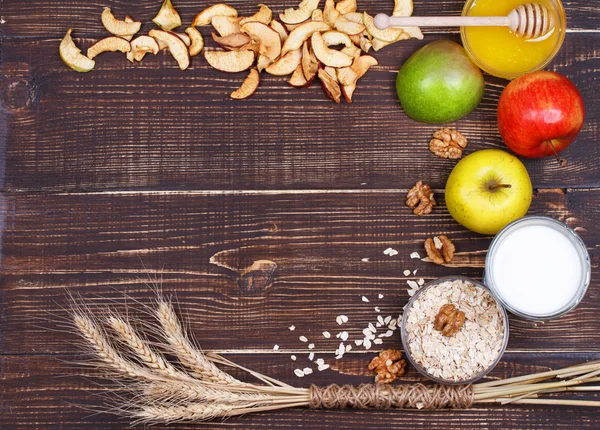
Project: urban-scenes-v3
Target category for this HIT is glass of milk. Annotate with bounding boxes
[484,216,591,321]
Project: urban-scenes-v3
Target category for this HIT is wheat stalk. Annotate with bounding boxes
[154,299,240,386]
[73,314,157,382]
[69,292,600,425]
[107,315,191,382]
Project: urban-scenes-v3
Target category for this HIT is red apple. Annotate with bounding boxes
[497,71,585,162]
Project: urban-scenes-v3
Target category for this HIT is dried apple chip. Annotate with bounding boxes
[323,66,339,82]
[256,54,273,72]
[270,20,289,42]
[363,12,403,42]
[323,0,341,26]
[153,0,182,31]
[211,15,242,37]
[311,32,353,68]
[186,27,205,56]
[281,20,330,55]
[318,67,341,103]
[288,64,309,87]
[279,0,320,24]
[240,4,273,26]
[193,4,238,27]
[265,49,302,76]
[101,8,141,40]
[231,69,260,99]
[321,30,353,48]
[204,49,255,73]
[149,29,190,70]
[393,0,414,17]
[333,15,365,35]
[336,0,357,14]
[311,9,323,21]
[301,41,319,82]
[240,22,281,61]
[59,29,95,72]
[212,32,253,50]
[129,35,160,62]
[87,36,131,59]
[175,32,191,47]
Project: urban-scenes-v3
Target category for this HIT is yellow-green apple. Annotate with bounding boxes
[497,71,585,162]
[445,149,532,235]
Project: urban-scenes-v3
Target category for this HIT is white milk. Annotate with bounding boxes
[489,224,583,317]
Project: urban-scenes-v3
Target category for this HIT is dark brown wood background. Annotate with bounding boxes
[1,0,599,428]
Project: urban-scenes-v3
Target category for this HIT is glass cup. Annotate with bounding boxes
[484,216,591,321]
[461,0,567,79]
[401,276,509,385]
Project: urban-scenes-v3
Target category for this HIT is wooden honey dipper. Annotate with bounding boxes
[374,2,555,40]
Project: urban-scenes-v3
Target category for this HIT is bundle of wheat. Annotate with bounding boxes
[69,295,600,424]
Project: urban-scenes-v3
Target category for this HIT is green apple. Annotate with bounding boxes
[445,149,532,235]
[396,40,485,124]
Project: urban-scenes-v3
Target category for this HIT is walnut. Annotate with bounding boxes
[406,181,436,216]
[424,235,455,265]
[430,128,467,159]
[434,304,466,337]
[368,349,407,384]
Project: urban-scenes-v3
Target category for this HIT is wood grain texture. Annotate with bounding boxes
[1,35,599,191]
[1,0,600,428]
[2,352,600,430]
[0,189,598,355]
[1,0,599,39]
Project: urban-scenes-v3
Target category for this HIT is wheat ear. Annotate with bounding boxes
[107,315,192,382]
[130,403,234,424]
[155,299,240,385]
[73,314,157,382]
[144,381,264,404]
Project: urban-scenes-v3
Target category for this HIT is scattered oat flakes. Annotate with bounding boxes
[368,322,376,333]
[322,331,331,339]
[361,258,370,262]
[374,306,381,313]
[384,316,392,324]
[403,270,411,276]
[316,358,325,365]
[273,344,279,351]
[336,315,349,325]
[340,332,349,341]
[418,278,425,286]
[362,296,370,303]
[410,252,421,259]
[318,364,330,371]
[355,339,364,346]
[373,338,384,345]
[303,367,313,375]
[308,343,315,349]
[289,325,296,331]
[364,338,372,349]
[413,269,418,275]
[407,280,419,289]
[291,355,297,361]
[378,294,384,299]
[383,247,399,257]
[294,369,305,377]
[308,352,315,361]
[299,336,308,342]
[377,315,385,325]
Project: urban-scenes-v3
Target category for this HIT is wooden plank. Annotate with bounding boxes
[1,189,598,354]
[2,352,599,429]
[1,0,598,39]
[1,34,599,192]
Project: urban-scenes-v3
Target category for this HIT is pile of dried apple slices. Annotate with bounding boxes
[59,0,421,102]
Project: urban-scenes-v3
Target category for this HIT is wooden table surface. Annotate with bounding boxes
[1,0,599,428]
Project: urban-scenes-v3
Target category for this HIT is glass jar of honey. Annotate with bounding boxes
[461,0,566,79]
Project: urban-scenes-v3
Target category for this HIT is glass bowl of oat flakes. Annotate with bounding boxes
[401,276,509,384]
